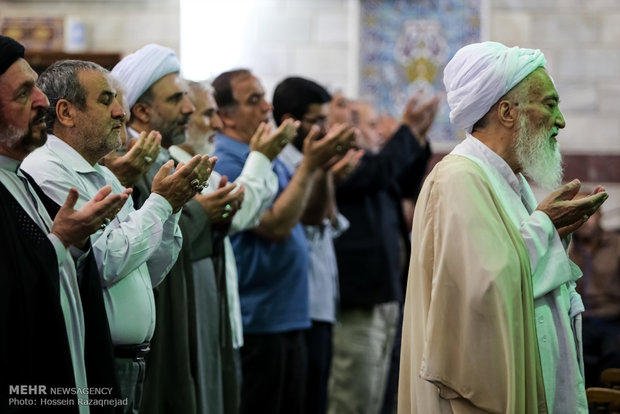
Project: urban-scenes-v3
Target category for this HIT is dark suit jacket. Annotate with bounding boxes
[334,125,431,309]
[1,181,78,413]
[2,174,120,414]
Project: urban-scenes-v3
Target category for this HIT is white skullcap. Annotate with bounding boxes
[111,43,181,108]
[443,41,546,133]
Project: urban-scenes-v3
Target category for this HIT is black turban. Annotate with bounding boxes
[0,35,25,75]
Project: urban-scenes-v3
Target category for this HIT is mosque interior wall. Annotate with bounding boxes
[1,0,619,228]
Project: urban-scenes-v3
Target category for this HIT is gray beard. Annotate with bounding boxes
[514,115,563,190]
[188,132,215,155]
[0,124,26,148]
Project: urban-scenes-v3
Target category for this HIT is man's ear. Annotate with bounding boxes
[497,99,518,129]
[131,102,151,124]
[56,99,75,128]
[281,113,293,123]
[219,108,236,129]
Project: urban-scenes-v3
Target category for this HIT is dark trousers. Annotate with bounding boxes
[114,356,146,414]
[304,321,333,414]
[582,315,620,387]
[240,330,307,414]
[381,309,403,414]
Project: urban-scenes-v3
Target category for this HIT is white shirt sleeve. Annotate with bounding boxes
[47,233,69,267]
[520,210,578,299]
[146,205,182,287]
[91,192,179,286]
[30,165,179,287]
[229,150,278,234]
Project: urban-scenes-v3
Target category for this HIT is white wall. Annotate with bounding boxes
[0,0,181,55]
[180,0,359,100]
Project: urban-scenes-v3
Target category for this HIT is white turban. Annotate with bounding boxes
[443,41,546,133]
[111,43,181,108]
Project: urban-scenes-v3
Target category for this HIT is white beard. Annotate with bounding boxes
[187,132,215,156]
[513,115,563,190]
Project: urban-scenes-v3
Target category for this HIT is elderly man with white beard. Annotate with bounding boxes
[398,41,609,414]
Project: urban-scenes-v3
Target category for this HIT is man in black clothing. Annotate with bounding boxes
[328,95,439,414]
[0,35,128,413]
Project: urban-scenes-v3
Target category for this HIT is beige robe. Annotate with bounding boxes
[398,155,547,413]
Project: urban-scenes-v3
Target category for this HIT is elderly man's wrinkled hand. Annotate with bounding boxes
[537,179,608,238]
[102,130,161,187]
[52,185,131,249]
[151,155,217,212]
[194,177,245,225]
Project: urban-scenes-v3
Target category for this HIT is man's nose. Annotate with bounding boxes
[181,94,195,115]
[261,99,272,113]
[556,110,566,129]
[211,113,224,131]
[111,98,125,119]
[32,86,49,110]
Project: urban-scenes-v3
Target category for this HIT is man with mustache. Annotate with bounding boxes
[0,36,130,413]
[171,80,299,414]
[212,69,353,414]
[21,59,212,414]
[399,41,609,413]
[112,44,234,414]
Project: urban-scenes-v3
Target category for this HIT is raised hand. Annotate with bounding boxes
[151,154,217,212]
[302,123,356,171]
[250,119,299,161]
[331,148,365,184]
[194,176,246,225]
[401,93,441,145]
[101,130,162,187]
[536,179,608,238]
[52,185,132,249]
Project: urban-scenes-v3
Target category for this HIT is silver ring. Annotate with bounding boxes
[224,204,232,212]
[195,185,205,192]
[100,217,111,229]
[221,212,230,219]
[201,180,209,189]
[144,155,153,163]
[190,179,200,187]
[336,144,343,152]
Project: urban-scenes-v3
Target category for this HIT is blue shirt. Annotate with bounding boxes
[213,133,310,334]
[279,144,349,323]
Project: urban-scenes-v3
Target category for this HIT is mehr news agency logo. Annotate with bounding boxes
[8,385,128,408]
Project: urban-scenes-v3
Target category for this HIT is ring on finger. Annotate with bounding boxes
[224,203,232,212]
[221,212,230,219]
[336,144,343,152]
[100,217,111,230]
[190,178,200,187]
[144,155,153,163]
